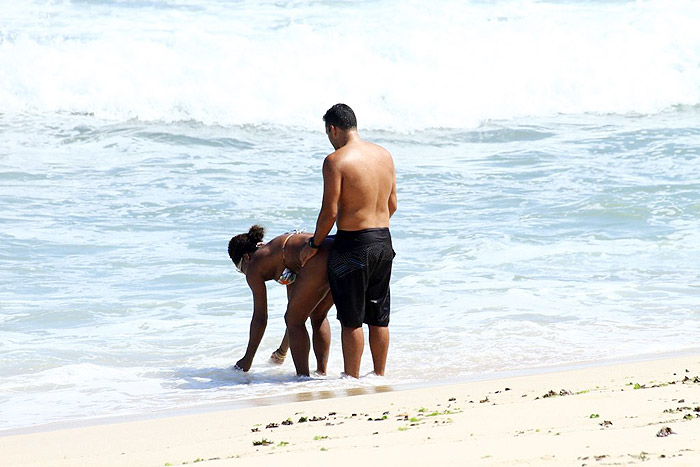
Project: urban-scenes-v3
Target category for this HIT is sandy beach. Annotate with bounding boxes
[2,354,699,466]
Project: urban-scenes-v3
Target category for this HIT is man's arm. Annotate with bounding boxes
[313,156,342,242]
[300,155,341,266]
[234,275,268,371]
[388,172,397,217]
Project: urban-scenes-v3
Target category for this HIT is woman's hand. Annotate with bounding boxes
[234,357,252,372]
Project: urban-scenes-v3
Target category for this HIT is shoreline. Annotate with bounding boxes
[2,353,699,466]
[4,347,700,438]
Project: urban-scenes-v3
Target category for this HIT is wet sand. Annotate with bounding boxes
[2,354,699,466]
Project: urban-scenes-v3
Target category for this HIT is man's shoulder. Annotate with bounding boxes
[323,150,342,170]
[367,140,390,152]
[365,141,393,164]
[324,146,352,167]
[326,140,392,170]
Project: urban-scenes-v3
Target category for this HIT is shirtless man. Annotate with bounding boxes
[300,103,397,378]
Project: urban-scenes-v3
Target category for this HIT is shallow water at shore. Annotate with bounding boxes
[2,111,700,430]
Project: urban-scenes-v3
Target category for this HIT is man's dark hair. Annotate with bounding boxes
[323,103,357,130]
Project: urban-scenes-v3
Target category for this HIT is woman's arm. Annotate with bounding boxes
[234,274,268,371]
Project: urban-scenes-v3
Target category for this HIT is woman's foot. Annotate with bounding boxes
[269,349,286,364]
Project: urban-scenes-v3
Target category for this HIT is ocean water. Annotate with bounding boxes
[2,0,700,432]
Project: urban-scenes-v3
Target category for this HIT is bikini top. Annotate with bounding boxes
[276,230,302,285]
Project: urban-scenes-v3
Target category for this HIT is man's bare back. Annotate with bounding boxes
[300,108,397,263]
[325,136,397,231]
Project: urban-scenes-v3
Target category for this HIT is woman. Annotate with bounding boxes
[228,225,333,376]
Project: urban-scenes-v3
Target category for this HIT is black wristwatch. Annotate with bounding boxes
[308,237,320,249]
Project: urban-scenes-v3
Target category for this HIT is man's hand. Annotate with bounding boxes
[299,244,318,267]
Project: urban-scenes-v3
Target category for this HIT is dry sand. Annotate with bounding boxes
[2,354,700,466]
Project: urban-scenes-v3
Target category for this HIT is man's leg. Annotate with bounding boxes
[365,242,393,377]
[341,325,364,378]
[368,325,389,376]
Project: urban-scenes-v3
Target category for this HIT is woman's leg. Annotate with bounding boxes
[309,291,333,375]
[270,329,289,364]
[285,280,327,377]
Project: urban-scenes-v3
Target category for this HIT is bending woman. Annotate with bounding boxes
[228,225,333,376]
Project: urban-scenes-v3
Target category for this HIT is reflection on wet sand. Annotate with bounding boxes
[247,385,395,407]
[289,385,395,403]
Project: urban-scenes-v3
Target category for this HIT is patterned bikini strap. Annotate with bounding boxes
[281,229,304,267]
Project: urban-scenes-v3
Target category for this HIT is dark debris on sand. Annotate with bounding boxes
[537,389,573,399]
[253,413,338,433]
[656,426,676,438]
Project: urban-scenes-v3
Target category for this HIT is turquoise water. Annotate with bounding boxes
[1,0,700,431]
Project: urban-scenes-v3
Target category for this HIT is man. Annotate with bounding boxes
[300,103,397,378]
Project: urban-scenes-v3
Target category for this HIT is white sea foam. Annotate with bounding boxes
[1,0,699,130]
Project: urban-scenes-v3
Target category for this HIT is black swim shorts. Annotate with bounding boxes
[327,228,395,328]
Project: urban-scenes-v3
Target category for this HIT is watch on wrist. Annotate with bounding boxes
[308,237,320,249]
